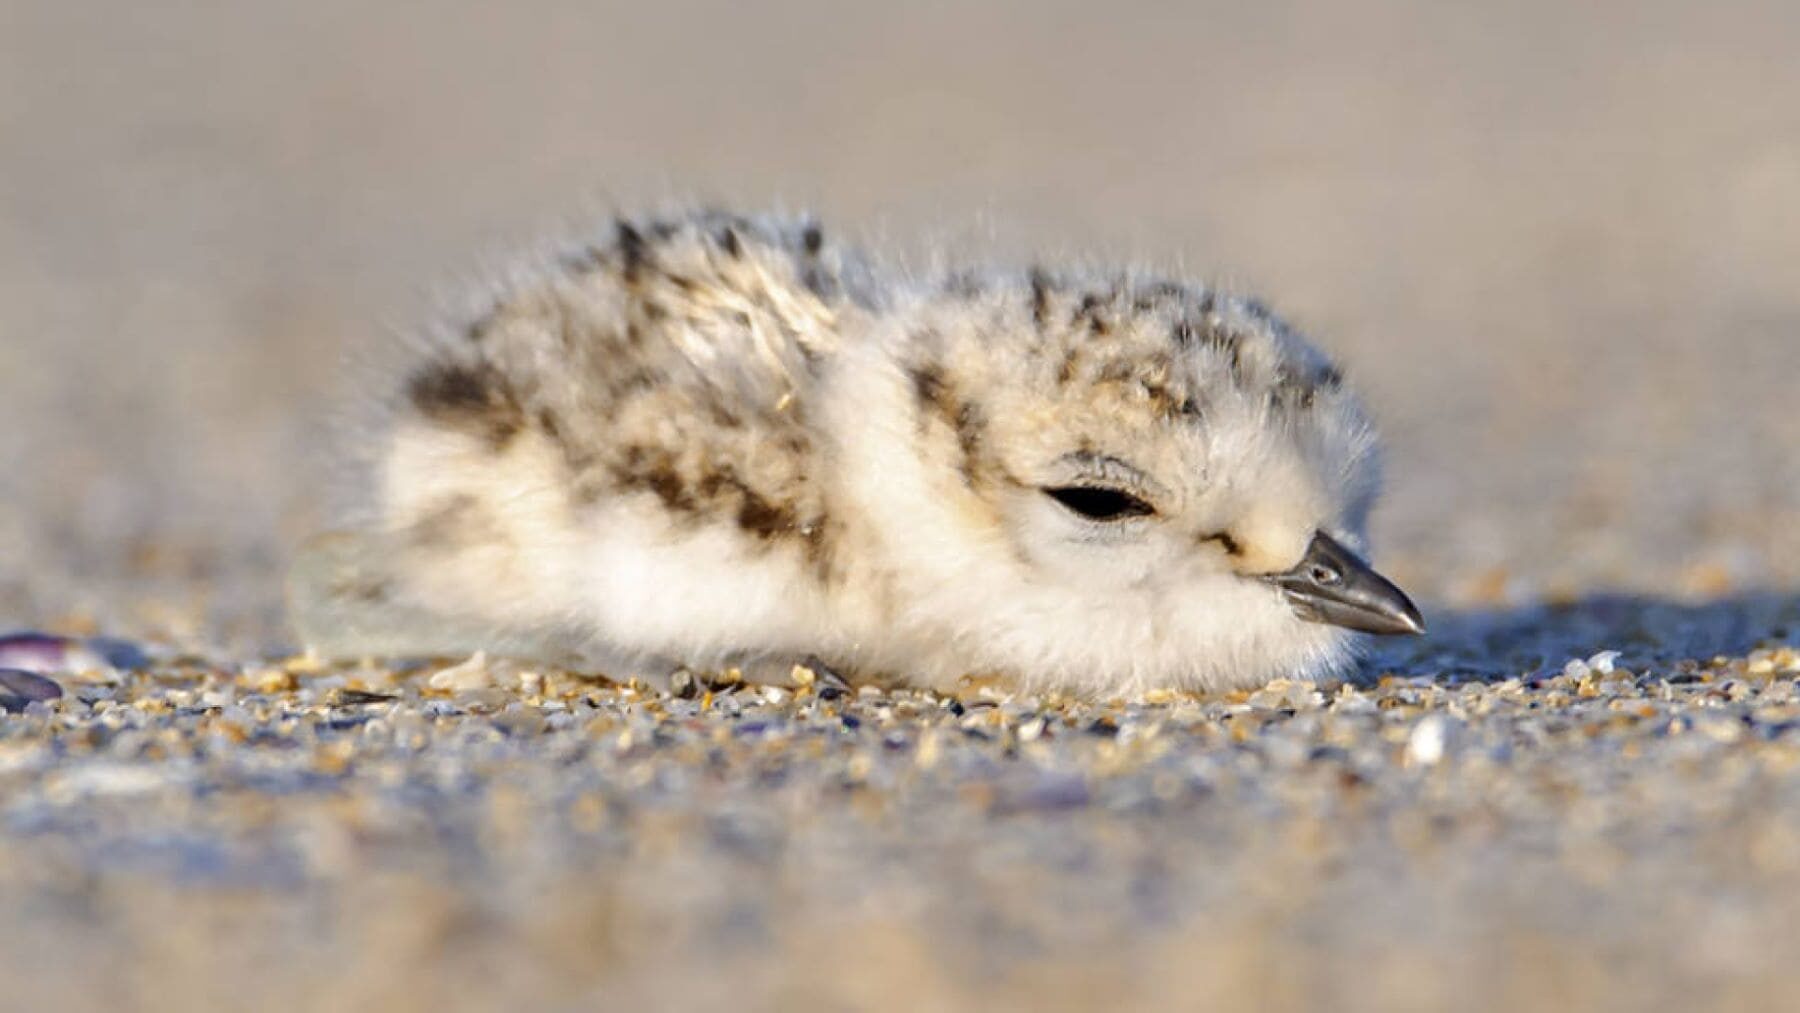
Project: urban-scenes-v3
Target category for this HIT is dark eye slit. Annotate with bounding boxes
[1043,486,1155,521]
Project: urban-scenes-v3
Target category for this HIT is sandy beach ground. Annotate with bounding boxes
[2,1,1798,1008]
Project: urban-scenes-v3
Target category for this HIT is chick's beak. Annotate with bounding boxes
[1265,531,1425,636]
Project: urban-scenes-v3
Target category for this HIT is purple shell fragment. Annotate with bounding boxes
[0,632,148,675]
[0,633,71,674]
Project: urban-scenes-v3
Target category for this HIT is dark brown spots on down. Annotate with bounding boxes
[536,407,563,443]
[717,225,742,258]
[695,469,797,539]
[616,219,649,283]
[607,447,825,556]
[1274,374,1322,411]
[737,493,792,539]
[1239,297,1276,325]
[951,402,988,488]
[907,359,990,489]
[797,224,831,296]
[407,360,524,449]
[632,458,694,515]
[1271,355,1348,410]
[1190,322,1244,379]
[1271,385,1305,411]
[1073,292,1109,335]
[1197,320,1241,355]
[1138,378,1190,419]
[908,362,952,422]
[1029,268,1053,329]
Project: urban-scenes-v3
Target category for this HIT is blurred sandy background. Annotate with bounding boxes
[2,0,1797,645]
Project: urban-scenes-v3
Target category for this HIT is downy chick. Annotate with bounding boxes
[291,210,1421,696]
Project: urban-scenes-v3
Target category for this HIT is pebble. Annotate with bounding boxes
[1405,714,1458,766]
[0,668,63,713]
[427,652,495,692]
[331,688,399,707]
[813,666,852,701]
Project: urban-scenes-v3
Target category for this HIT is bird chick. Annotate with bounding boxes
[291,209,1422,697]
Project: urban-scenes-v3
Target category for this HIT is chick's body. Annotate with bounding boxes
[297,210,1414,696]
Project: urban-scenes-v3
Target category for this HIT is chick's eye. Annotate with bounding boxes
[1042,486,1155,521]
